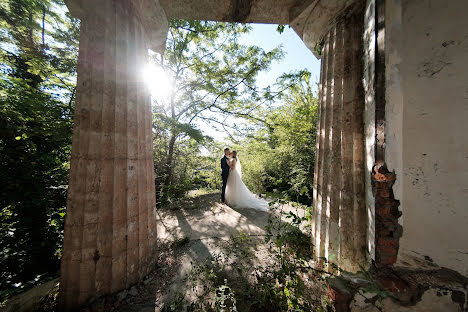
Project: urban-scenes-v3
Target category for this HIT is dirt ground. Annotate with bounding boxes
[105,191,322,312]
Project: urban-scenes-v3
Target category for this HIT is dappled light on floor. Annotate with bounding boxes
[112,192,331,312]
[156,192,269,244]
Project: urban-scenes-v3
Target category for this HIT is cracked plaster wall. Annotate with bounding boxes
[385,0,468,276]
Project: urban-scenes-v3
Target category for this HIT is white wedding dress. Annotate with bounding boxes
[225,158,269,211]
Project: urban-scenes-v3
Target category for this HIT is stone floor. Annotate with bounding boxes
[156,191,271,244]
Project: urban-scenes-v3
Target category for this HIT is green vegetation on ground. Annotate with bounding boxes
[161,197,333,312]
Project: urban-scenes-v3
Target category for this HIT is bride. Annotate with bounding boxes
[224,151,269,211]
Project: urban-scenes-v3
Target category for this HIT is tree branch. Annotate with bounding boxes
[209,104,269,125]
[197,115,245,142]
[68,87,76,110]
[180,35,230,72]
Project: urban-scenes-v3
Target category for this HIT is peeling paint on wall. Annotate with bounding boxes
[387,0,468,276]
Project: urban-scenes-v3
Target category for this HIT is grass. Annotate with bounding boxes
[187,188,218,198]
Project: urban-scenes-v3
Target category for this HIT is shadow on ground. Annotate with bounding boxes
[109,191,317,312]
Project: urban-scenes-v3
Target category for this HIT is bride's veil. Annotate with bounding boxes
[236,157,242,178]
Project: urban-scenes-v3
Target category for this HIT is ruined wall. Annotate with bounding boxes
[363,0,376,261]
[385,0,468,276]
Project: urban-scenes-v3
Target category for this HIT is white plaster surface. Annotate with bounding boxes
[384,0,403,210]
[385,0,468,276]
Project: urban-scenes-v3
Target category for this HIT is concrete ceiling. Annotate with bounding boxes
[159,0,315,24]
[64,0,358,57]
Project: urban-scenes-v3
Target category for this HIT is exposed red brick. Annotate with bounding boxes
[377,206,391,215]
[378,275,410,294]
[373,164,402,267]
[373,166,396,182]
[374,181,386,188]
[327,284,353,312]
[376,245,395,253]
[376,187,391,198]
[377,238,398,247]
[376,196,398,206]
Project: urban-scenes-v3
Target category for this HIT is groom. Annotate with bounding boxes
[220,148,230,203]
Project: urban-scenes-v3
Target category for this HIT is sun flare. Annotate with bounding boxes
[142,64,172,100]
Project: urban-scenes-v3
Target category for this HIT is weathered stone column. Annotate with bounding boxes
[59,0,167,310]
[306,2,367,272]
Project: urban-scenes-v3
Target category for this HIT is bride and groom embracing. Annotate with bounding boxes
[220,148,269,211]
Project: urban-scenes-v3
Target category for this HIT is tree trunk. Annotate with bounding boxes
[163,63,179,194]
[164,134,177,188]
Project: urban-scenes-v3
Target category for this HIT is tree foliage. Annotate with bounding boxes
[152,19,283,204]
[0,0,78,296]
[234,71,318,205]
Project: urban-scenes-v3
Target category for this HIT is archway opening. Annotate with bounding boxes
[144,20,325,310]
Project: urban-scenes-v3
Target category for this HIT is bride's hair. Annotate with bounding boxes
[231,151,237,158]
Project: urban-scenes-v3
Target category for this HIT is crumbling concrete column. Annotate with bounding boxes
[59,0,167,310]
[306,1,367,272]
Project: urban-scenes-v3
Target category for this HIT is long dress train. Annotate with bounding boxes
[225,158,268,211]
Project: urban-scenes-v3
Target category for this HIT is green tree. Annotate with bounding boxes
[152,19,283,203]
[0,0,79,295]
[234,71,318,205]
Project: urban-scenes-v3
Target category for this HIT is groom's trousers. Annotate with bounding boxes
[221,173,229,202]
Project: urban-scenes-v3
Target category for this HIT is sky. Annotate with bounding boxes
[200,23,322,142]
[238,24,321,90]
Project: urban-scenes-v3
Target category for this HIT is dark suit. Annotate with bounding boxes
[220,155,230,202]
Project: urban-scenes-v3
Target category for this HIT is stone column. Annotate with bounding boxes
[59,0,167,310]
[310,2,367,273]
